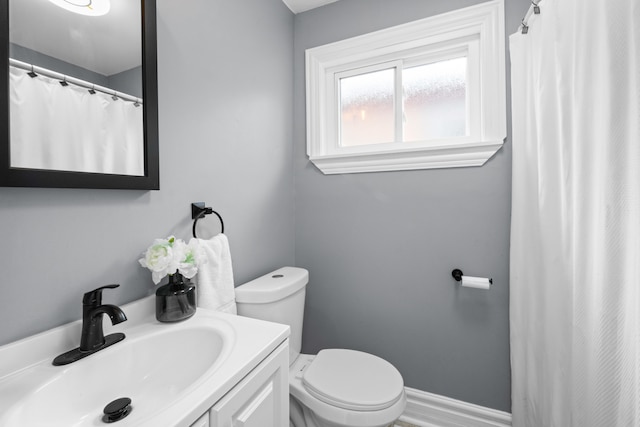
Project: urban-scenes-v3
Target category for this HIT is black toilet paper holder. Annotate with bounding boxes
[451,269,493,285]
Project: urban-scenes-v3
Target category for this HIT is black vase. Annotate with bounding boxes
[155,273,197,322]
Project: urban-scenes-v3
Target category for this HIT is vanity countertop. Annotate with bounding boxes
[0,295,290,427]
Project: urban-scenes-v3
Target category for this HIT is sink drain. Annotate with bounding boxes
[102,397,132,423]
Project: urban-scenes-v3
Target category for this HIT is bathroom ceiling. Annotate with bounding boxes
[283,0,341,14]
[9,0,141,76]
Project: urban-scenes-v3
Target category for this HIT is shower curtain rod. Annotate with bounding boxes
[9,58,143,105]
[520,0,544,34]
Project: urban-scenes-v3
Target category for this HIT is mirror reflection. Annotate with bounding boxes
[8,0,144,176]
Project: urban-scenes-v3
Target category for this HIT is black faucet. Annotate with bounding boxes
[53,284,127,366]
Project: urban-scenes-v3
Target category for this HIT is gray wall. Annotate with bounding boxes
[0,0,295,346]
[293,0,527,412]
[10,43,110,87]
[11,43,142,98]
[108,66,142,99]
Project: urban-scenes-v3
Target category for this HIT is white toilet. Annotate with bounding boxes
[235,267,406,427]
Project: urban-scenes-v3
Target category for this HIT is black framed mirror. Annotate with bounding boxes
[0,0,158,190]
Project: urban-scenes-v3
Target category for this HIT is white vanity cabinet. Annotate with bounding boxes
[192,340,289,427]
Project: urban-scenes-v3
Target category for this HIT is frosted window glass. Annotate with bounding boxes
[340,69,395,147]
[403,57,467,142]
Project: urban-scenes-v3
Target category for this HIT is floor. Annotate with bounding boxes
[394,422,421,427]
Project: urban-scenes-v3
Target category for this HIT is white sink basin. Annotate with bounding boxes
[0,296,289,427]
[3,326,227,426]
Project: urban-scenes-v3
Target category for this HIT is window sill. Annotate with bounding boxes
[309,139,504,174]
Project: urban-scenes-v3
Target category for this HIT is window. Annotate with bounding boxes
[338,56,469,147]
[305,0,506,174]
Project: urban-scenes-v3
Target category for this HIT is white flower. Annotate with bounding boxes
[178,238,208,279]
[138,236,174,284]
[138,235,207,284]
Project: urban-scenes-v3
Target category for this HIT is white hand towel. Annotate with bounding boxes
[195,234,237,314]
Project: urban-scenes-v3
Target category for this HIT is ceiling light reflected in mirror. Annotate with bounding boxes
[47,0,110,16]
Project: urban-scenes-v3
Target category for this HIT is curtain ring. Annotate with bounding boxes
[531,0,540,14]
[60,76,69,87]
[28,65,38,78]
[521,19,529,34]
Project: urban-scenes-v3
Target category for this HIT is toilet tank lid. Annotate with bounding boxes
[235,267,308,304]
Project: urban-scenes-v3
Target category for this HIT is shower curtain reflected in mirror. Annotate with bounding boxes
[9,65,144,176]
[509,0,639,426]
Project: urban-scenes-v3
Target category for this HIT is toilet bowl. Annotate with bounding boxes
[235,267,406,427]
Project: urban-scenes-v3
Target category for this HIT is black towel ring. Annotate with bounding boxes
[191,202,224,238]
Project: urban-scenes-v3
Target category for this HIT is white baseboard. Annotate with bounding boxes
[399,387,512,427]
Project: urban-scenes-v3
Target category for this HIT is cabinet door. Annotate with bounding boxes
[210,341,289,427]
[191,412,210,427]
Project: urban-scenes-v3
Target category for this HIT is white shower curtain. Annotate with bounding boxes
[509,0,639,426]
[9,66,144,176]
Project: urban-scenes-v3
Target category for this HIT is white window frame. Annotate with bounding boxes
[305,0,506,175]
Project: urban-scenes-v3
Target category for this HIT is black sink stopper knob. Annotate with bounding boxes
[103,397,132,423]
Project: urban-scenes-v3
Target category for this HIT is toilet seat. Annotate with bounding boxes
[289,352,406,427]
[302,349,404,411]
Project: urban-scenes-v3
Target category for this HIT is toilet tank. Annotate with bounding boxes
[235,267,308,365]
